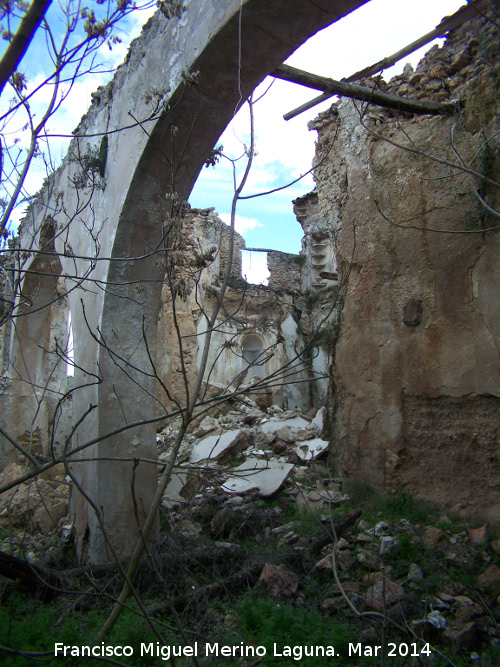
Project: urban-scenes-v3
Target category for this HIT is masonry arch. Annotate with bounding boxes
[63,0,368,563]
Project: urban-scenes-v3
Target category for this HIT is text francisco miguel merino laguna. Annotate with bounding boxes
[54,641,396,661]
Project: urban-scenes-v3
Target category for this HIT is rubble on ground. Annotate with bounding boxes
[2,400,500,662]
[159,401,334,507]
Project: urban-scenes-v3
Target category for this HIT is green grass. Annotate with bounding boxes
[0,594,164,666]
[237,594,378,666]
[379,492,436,524]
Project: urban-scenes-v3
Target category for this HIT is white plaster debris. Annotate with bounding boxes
[295,437,329,462]
[260,416,309,435]
[221,457,294,497]
[162,470,189,506]
[189,429,244,463]
[311,406,326,432]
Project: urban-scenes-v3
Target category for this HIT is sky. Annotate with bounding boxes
[1,0,466,282]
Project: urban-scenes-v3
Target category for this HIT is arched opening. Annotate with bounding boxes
[62,0,369,563]
[241,333,265,379]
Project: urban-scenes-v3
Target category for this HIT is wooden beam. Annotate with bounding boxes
[281,0,485,120]
[272,63,459,117]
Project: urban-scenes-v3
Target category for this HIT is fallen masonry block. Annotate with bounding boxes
[260,416,309,435]
[221,457,294,497]
[189,429,247,464]
[295,437,329,461]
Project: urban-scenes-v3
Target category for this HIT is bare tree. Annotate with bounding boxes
[0,0,157,243]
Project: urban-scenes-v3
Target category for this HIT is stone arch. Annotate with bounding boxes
[57,0,368,563]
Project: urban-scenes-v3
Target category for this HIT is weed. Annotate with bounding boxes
[343,479,378,507]
[0,594,160,666]
[237,594,374,665]
[227,275,249,290]
[448,565,478,588]
[397,531,421,561]
[381,492,435,524]
[71,137,107,190]
[283,505,325,538]
[479,28,500,61]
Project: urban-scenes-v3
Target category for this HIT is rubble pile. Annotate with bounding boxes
[0,462,71,558]
[1,401,500,661]
[157,401,336,507]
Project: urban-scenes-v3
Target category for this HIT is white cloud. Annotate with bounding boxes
[219,213,263,236]
[241,250,270,286]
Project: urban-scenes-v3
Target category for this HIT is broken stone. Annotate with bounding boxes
[468,524,487,545]
[225,495,244,506]
[422,526,447,549]
[357,549,380,570]
[260,416,309,436]
[427,610,447,629]
[0,463,27,501]
[242,413,261,425]
[315,553,333,573]
[357,518,371,532]
[491,539,500,556]
[407,563,424,582]
[454,595,474,606]
[294,437,329,462]
[455,603,483,623]
[162,469,189,506]
[211,507,245,538]
[365,578,404,611]
[272,441,287,455]
[192,416,219,438]
[367,521,390,536]
[259,563,298,598]
[175,519,202,537]
[221,457,293,497]
[380,535,397,556]
[320,597,346,612]
[189,429,247,464]
[477,564,500,596]
[442,622,478,651]
[334,581,360,593]
[33,501,68,534]
[311,406,326,432]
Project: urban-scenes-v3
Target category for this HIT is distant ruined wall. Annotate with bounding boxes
[313,7,500,525]
[155,208,317,412]
[267,251,302,292]
[294,192,338,292]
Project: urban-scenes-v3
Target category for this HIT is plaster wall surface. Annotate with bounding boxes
[313,10,500,525]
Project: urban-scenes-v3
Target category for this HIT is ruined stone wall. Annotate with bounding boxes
[294,192,338,293]
[155,209,315,412]
[312,7,500,526]
[267,250,302,291]
[215,212,245,280]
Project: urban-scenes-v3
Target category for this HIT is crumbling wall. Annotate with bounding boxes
[155,208,317,412]
[294,192,338,293]
[313,7,500,525]
[267,251,302,291]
